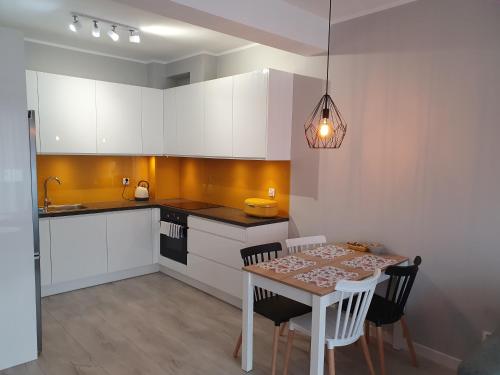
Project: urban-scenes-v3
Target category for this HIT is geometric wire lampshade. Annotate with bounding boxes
[303,0,347,149]
[304,93,347,148]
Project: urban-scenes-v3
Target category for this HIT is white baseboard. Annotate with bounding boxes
[413,342,461,371]
[42,264,160,297]
[159,264,241,308]
[368,324,461,371]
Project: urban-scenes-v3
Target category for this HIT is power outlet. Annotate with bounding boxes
[268,187,276,199]
[482,330,492,342]
[122,177,130,186]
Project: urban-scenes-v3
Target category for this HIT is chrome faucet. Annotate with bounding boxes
[43,176,62,212]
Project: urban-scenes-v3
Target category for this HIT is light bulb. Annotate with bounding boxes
[108,25,119,41]
[318,117,334,138]
[129,30,140,43]
[69,15,81,32]
[92,20,100,38]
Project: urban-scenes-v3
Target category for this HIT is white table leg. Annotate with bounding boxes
[310,294,327,375]
[242,271,254,371]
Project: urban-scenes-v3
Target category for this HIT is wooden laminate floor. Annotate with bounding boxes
[2,273,454,375]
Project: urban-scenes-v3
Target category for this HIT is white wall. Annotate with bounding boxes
[291,0,498,361]
[25,41,150,86]
[213,0,500,362]
[0,27,38,370]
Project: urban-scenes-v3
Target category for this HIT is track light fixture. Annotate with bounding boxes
[129,29,140,43]
[92,20,100,38]
[68,15,81,32]
[107,25,119,42]
[68,13,141,44]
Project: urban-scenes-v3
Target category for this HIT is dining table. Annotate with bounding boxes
[241,243,408,375]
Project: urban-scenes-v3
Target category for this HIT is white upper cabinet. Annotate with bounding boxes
[141,87,164,155]
[106,209,153,272]
[25,70,40,151]
[232,69,293,160]
[233,70,269,159]
[96,81,142,154]
[176,82,205,156]
[38,72,97,154]
[204,76,233,157]
[163,87,177,155]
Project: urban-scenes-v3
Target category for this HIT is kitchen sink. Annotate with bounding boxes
[39,204,87,213]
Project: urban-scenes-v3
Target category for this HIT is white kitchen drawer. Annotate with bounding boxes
[188,216,246,242]
[188,254,242,299]
[188,228,244,270]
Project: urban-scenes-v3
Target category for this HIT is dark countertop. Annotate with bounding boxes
[39,199,289,228]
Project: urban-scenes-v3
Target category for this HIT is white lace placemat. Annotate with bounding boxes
[293,266,359,288]
[257,256,316,274]
[303,244,353,260]
[341,255,398,271]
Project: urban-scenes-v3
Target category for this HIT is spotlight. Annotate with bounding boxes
[92,20,100,38]
[129,29,140,43]
[68,15,81,32]
[107,25,119,41]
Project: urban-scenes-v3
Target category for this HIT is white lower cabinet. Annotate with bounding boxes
[50,214,107,284]
[39,219,51,286]
[185,216,289,300]
[107,209,153,272]
[188,253,243,299]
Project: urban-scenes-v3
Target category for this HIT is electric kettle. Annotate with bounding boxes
[134,180,150,201]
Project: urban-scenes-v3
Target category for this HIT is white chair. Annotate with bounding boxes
[285,235,327,254]
[282,269,381,375]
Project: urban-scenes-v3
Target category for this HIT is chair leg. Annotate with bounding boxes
[401,317,418,367]
[364,321,370,344]
[271,326,280,375]
[326,348,335,375]
[280,322,288,337]
[359,335,376,375]
[376,326,386,375]
[282,329,295,375]
[233,331,242,358]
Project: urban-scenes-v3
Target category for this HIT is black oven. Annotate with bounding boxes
[160,208,188,265]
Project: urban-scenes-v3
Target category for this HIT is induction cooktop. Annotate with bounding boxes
[162,200,221,211]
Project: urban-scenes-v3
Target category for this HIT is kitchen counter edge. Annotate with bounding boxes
[38,201,289,228]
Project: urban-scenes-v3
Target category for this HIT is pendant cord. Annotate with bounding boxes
[325,0,332,97]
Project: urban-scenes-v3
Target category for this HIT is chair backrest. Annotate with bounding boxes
[384,256,422,314]
[329,269,381,345]
[285,235,327,254]
[240,242,282,302]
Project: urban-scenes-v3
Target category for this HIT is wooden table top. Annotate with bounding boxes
[243,243,408,296]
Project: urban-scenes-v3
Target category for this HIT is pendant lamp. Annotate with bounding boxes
[304,0,347,149]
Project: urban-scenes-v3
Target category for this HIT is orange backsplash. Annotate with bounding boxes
[37,155,155,206]
[37,155,290,215]
[173,158,290,215]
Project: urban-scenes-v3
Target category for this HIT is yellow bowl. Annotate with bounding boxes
[244,198,279,218]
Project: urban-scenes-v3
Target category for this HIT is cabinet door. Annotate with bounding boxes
[25,70,40,152]
[142,87,163,155]
[96,81,142,154]
[163,88,177,155]
[233,70,268,159]
[50,215,107,284]
[107,209,153,272]
[176,82,204,156]
[204,76,233,157]
[38,72,96,153]
[39,219,51,286]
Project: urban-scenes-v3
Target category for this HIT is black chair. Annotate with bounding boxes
[233,242,311,375]
[365,256,422,375]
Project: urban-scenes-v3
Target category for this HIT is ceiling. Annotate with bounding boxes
[0,0,252,63]
[283,0,417,22]
[0,0,417,63]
